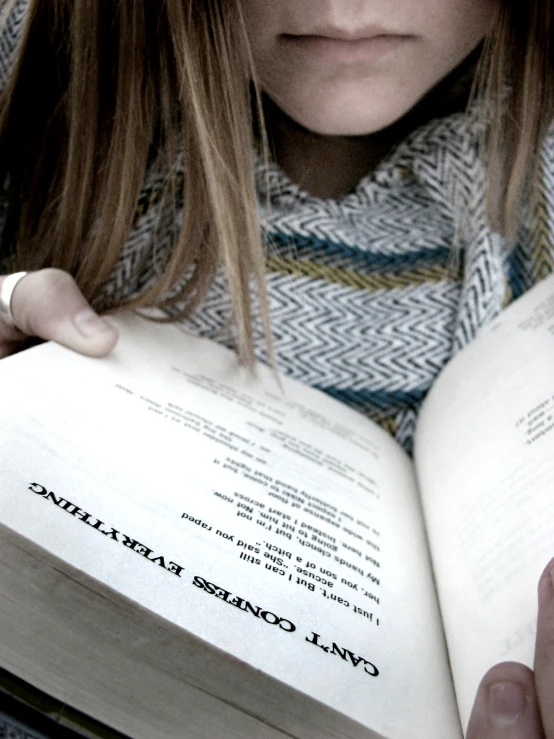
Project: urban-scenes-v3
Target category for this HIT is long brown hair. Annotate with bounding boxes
[0,0,270,364]
[476,0,554,240]
[0,0,552,360]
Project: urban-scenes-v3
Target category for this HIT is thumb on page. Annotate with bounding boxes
[466,662,544,739]
[0,269,118,358]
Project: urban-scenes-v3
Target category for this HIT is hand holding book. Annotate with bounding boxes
[467,557,554,739]
[0,269,118,359]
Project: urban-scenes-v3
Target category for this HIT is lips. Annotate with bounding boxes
[289,25,403,41]
[280,32,412,64]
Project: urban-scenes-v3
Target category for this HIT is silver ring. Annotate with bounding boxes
[0,271,28,331]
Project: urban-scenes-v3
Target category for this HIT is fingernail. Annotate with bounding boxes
[73,308,113,338]
[488,682,527,728]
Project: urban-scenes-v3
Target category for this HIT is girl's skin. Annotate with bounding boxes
[0,4,553,734]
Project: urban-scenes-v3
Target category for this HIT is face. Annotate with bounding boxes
[241,0,499,136]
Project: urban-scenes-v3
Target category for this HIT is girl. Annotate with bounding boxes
[0,1,552,735]
[1,0,553,453]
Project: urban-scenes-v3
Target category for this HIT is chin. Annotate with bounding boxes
[277,91,426,137]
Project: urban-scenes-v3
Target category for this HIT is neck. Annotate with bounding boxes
[267,107,395,199]
[264,99,397,199]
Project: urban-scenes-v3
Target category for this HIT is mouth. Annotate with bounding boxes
[290,24,405,41]
[280,32,413,64]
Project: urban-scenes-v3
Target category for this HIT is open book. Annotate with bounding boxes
[1,273,553,739]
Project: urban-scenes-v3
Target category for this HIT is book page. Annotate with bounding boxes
[0,315,460,739]
[415,273,554,729]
